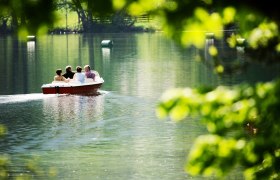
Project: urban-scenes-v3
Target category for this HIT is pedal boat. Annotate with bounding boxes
[41,77,104,95]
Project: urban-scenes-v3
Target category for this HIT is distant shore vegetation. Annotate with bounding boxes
[0,8,160,35]
[50,9,160,34]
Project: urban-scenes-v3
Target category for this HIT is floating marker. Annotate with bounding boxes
[101,40,113,47]
[27,35,36,41]
[236,38,246,47]
[205,32,214,39]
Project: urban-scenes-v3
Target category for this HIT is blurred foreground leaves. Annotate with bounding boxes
[0,0,56,38]
[157,79,280,179]
[0,153,57,179]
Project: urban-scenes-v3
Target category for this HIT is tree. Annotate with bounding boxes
[52,0,136,32]
[0,0,55,37]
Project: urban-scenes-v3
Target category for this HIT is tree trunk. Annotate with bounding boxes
[71,0,90,32]
[11,12,18,33]
[87,0,94,32]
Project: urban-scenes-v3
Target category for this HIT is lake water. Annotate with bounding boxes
[0,33,279,179]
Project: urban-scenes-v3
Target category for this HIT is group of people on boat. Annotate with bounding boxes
[54,65,98,84]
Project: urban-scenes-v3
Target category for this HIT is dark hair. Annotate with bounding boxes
[76,66,82,72]
[56,69,62,75]
[65,65,72,72]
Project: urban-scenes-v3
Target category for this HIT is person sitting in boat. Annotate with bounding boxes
[73,66,85,83]
[54,69,69,82]
[63,65,75,79]
[84,64,97,80]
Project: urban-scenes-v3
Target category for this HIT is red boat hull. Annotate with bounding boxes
[42,83,102,95]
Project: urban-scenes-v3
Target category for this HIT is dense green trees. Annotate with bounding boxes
[1,0,280,179]
[0,0,140,34]
[0,0,55,36]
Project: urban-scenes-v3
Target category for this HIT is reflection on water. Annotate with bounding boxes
[101,47,111,61]
[42,94,105,128]
[27,41,35,56]
[0,33,279,179]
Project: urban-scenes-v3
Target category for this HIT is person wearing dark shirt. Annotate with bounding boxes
[63,65,75,79]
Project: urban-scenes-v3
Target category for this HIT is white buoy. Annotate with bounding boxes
[205,32,214,39]
[27,35,36,41]
[236,38,246,47]
[101,40,113,47]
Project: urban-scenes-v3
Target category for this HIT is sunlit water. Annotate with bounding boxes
[0,33,279,179]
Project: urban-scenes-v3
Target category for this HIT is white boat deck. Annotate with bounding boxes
[42,77,104,88]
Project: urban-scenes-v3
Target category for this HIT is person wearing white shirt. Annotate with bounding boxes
[73,66,85,83]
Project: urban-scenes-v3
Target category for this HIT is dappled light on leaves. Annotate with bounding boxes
[223,7,236,24]
[194,8,223,37]
[181,8,223,48]
[186,135,246,177]
[112,0,126,10]
[18,27,29,41]
[256,81,273,98]
[277,43,280,52]
[156,88,198,121]
[162,1,177,12]
[227,33,243,48]
[181,28,205,48]
[157,79,280,179]
[248,22,278,49]
[0,0,56,37]
[127,0,165,16]
[208,45,218,57]
[214,65,224,74]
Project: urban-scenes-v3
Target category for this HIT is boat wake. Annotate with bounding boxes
[0,91,110,104]
[98,90,110,95]
[0,93,59,104]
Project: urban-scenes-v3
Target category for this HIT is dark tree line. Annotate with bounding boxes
[0,0,147,34]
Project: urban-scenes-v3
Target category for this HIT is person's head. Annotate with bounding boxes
[84,65,90,72]
[76,66,82,73]
[65,65,72,72]
[56,69,62,75]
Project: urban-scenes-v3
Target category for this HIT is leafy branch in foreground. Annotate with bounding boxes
[0,126,57,179]
[157,79,280,179]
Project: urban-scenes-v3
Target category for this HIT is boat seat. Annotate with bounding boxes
[85,78,94,83]
[52,81,67,84]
